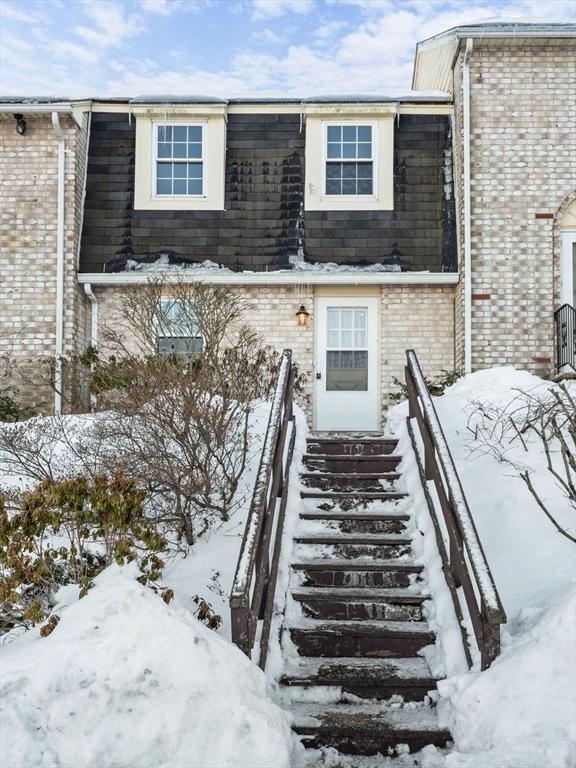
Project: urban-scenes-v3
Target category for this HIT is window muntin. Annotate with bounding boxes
[155,124,204,197]
[157,299,203,359]
[326,307,368,391]
[325,124,374,197]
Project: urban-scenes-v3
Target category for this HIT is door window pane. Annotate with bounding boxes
[325,307,369,390]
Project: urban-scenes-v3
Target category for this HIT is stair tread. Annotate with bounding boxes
[304,454,402,460]
[301,472,400,478]
[283,656,435,680]
[288,619,433,636]
[292,586,429,602]
[295,533,412,544]
[292,703,449,734]
[308,438,397,444]
[292,559,422,571]
[302,493,407,500]
[300,511,409,521]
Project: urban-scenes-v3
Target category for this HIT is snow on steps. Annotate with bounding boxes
[292,703,450,755]
[279,434,450,760]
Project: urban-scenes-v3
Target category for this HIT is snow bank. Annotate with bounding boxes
[387,366,576,768]
[438,585,576,768]
[0,567,292,768]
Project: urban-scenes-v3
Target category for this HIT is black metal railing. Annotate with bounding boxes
[230,349,295,670]
[555,303,576,372]
[405,350,507,670]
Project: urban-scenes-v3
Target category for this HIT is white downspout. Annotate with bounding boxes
[51,111,65,413]
[83,283,98,408]
[463,38,473,375]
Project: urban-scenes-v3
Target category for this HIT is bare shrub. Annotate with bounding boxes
[467,382,575,543]
[89,279,282,545]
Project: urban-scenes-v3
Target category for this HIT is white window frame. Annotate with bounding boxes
[322,120,378,202]
[151,121,207,200]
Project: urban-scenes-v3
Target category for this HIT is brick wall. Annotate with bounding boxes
[452,43,576,376]
[94,282,454,428]
[0,112,89,413]
[381,286,456,412]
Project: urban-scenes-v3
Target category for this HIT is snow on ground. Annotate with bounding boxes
[0,400,308,766]
[0,566,292,768]
[387,366,576,768]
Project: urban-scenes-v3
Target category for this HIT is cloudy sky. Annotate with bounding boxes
[1,0,574,98]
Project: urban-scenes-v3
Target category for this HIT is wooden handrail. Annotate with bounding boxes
[405,350,506,670]
[230,349,295,667]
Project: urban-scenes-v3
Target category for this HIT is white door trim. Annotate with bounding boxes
[560,231,575,306]
[314,296,380,432]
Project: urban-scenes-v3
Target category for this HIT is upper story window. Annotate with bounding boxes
[325,124,374,197]
[155,124,204,197]
[156,298,203,359]
[304,109,393,212]
[134,109,226,211]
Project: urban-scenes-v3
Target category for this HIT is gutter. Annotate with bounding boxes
[76,271,460,287]
[51,111,66,414]
[463,38,473,375]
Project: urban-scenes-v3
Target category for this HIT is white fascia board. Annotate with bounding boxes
[0,103,74,113]
[77,271,460,286]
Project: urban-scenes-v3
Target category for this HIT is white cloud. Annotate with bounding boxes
[314,19,349,39]
[74,1,143,48]
[251,0,314,21]
[0,1,52,24]
[257,27,286,44]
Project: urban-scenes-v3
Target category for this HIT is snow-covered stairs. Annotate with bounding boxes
[280,436,450,759]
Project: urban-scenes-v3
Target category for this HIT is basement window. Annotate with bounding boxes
[155,124,204,197]
[325,124,374,196]
[156,299,203,359]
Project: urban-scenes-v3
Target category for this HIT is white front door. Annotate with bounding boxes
[315,297,379,432]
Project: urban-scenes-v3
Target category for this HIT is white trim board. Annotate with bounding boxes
[560,231,575,306]
[77,271,460,286]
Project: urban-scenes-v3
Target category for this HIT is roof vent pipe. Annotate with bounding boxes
[463,37,473,375]
[51,111,66,414]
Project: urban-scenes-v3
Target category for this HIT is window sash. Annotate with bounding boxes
[154,123,205,197]
[324,122,376,198]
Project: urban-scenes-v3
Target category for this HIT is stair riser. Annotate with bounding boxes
[295,730,450,755]
[289,632,432,659]
[302,476,397,492]
[285,683,435,702]
[304,457,401,473]
[307,544,412,559]
[315,519,408,535]
[298,600,423,622]
[306,441,397,456]
[298,569,415,588]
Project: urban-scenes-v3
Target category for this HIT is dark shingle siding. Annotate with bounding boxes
[79,112,456,273]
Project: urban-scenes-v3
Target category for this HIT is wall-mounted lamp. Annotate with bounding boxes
[296,304,310,327]
[14,114,27,135]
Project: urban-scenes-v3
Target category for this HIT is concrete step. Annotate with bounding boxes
[306,438,399,456]
[282,655,438,698]
[301,472,400,493]
[299,510,408,535]
[304,455,402,474]
[292,586,428,621]
[288,620,434,661]
[292,560,423,590]
[292,703,451,755]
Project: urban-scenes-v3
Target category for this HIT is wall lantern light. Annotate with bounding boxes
[296,304,310,327]
[14,114,27,135]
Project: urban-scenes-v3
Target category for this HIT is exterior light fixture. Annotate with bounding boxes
[296,304,310,327]
[14,114,27,135]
